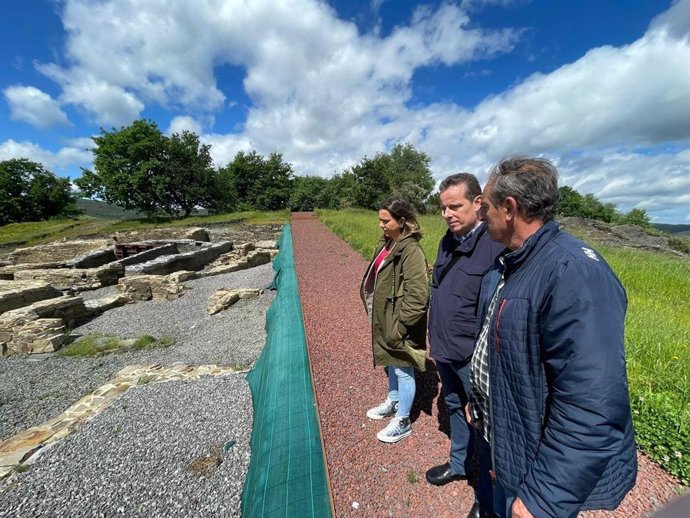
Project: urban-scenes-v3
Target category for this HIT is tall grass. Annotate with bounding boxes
[317,208,447,261]
[318,208,690,484]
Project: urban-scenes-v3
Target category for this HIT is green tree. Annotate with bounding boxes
[0,158,78,225]
[620,208,652,228]
[326,171,358,208]
[224,150,264,207]
[253,152,294,211]
[423,192,441,215]
[581,194,619,223]
[387,143,435,211]
[217,150,294,211]
[0,160,24,224]
[210,163,238,214]
[558,186,585,217]
[77,120,219,218]
[289,176,331,211]
[345,142,434,210]
[76,119,170,219]
[558,185,621,223]
[164,131,217,217]
[350,154,390,210]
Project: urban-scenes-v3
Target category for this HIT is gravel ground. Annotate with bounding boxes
[0,376,252,517]
[0,262,275,517]
[290,213,685,518]
[0,263,274,441]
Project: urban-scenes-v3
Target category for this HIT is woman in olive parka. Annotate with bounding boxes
[360,196,429,443]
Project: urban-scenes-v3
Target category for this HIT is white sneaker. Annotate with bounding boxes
[376,416,412,443]
[366,399,399,420]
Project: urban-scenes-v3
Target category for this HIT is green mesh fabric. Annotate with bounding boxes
[242,224,333,518]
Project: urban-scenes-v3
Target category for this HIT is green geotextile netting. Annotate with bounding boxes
[242,224,333,518]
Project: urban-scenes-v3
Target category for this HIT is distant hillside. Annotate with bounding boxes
[653,223,690,236]
[77,199,142,220]
[76,199,210,220]
[560,217,690,257]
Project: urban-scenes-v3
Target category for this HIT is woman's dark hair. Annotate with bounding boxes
[379,196,422,237]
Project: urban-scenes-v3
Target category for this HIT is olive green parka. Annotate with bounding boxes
[360,232,429,371]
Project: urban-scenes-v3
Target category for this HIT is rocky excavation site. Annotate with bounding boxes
[0,224,282,517]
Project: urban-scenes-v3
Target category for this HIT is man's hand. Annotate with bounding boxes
[464,403,482,429]
[511,498,534,518]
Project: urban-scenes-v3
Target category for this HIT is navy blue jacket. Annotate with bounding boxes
[478,220,637,518]
[428,222,504,363]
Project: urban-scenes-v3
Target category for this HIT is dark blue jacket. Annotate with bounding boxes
[428,222,504,363]
[478,220,637,518]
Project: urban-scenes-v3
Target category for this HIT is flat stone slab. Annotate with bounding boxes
[8,240,112,265]
[0,280,62,315]
[207,288,261,314]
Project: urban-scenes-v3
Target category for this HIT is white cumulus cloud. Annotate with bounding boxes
[3,86,70,128]
[0,138,92,174]
[8,0,690,222]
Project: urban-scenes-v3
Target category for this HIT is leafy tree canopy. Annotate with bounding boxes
[164,130,216,217]
[76,119,218,218]
[346,142,434,211]
[558,185,652,228]
[289,175,333,211]
[217,151,294,211]
[0,158,79,225]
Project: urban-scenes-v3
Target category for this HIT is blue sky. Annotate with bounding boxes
[1,0,689,223]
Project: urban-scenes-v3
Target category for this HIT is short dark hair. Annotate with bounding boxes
[439,173,481,200]
[487,156,558,222]
[379,196,421,236]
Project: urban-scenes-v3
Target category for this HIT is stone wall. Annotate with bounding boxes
[66,248,117,268]
[113,227,210,243]
[7,240,111,264]
[0,281,62,315]
[0,296,93,355]
[116,243,178,266]
[203,243,275,276]
[13,263,124,291]
[117,274,189,302]
[125,241,233,275]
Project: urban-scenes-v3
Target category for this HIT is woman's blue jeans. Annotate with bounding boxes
[387,365,415,418]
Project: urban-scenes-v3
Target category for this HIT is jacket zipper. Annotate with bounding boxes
[494,299,507,352]
[489,270,505,487]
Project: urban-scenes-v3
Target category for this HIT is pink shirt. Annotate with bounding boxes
[373,245,390,274]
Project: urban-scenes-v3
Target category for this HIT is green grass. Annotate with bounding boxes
[406,468,420,484]
[318,208,690,484]
[58,333,175,357]
[317,208,447,261]
[0,210,289,248]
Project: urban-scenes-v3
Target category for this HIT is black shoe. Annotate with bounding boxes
[425,462,467,486]
[466,502,481,518]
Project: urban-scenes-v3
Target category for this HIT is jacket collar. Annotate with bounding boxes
[502,219,559,274]
[447,221,487,255]
[388,232,419,253]
[374,232,419,268]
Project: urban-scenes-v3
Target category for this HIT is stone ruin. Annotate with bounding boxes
[0,226,279,356]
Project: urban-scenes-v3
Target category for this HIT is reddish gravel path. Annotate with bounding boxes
[290,213,684,518]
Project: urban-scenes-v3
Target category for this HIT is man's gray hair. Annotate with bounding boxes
[439,172,481,199]
[487,156,559,221]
